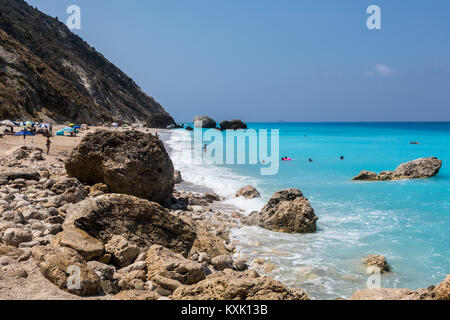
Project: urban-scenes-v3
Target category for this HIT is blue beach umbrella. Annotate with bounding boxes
[14,131,35,136]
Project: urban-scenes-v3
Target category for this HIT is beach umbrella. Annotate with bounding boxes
[68,123,75,127]
[73,125,81,129]
[63,127,74,132]
[122,124,129,127]
[14,131,35,136]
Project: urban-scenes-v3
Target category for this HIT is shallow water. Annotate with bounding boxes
[161,122,450,299]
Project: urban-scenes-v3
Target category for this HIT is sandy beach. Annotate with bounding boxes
[0,125,159,159]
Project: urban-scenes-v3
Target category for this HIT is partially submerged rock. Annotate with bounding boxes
[171,269,309,300]
[235,185,261,199]
[174,170,183,184]
[193,116,216,129]
[65,194,196,257]
[243,189,318,233]
[219,119,247,131]
[65,130,174,204]
[363,254,390,273]
[353,157,442,181]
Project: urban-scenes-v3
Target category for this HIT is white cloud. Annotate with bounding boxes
[364,64,396,77]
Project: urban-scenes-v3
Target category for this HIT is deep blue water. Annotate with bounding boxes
[165,122,450,299]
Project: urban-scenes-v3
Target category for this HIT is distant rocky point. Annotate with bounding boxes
[0,0,175,127]
[353,157,442,181]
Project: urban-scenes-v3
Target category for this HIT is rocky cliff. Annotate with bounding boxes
[0,0,175,127]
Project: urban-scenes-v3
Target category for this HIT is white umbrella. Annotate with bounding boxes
[0,120,16,126]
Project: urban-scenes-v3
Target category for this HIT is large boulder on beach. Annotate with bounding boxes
[31,245,100,296]
[220,119,247,131]
[171,269,309,300]
[146,245,205,291]
[243,189,318,233]
[64,194,196,258]
[65,130,174,204]
[235,186,261,199]
[352,157,442,181]
[193,116,216,129]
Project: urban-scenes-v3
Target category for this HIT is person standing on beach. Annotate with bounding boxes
[46,137,51,155]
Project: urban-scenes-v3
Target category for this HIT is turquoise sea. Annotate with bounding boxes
[163,122,450,299]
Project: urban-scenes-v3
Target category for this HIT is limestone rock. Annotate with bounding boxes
[235,185,261,199]
[105,235,140,268]
[219,119,247,131]
[352,170,377,181]
[210,255,234,271]
[363,254,390,273]
[65,194,196,257]
[352,157,442,181]
[31,245,100,296]
[174,170,183,184]
[392,157,442,179]
[65,130,174,204]
[51,228,104,261]
[2,228,33,247]
[171,270,309,300]
[146,245,205,287]
[243,189,318,233]
[112,290,160,300]
[193,116,216,129]
[435,275,450,300]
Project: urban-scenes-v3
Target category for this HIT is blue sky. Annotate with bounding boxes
[26,0,450,122]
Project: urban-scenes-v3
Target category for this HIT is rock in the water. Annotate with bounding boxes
[352,157,442,181]
[31,245,100,296]
[146,245,205,287]
[66,194,196,257]
[243,189,318,233]
[392,157,442,179]
[352,170,377,181]
[105,235,140,268]
[193,116,217,128]
[51,228,104,261]
[363,254,390,273]
[235,185,261,199]
[174,170,183,184]
[65,130,174,203]
[171,270,309,300]
[219,119,247,131]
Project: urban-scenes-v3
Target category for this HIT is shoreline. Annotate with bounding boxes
[0,125,448,300]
